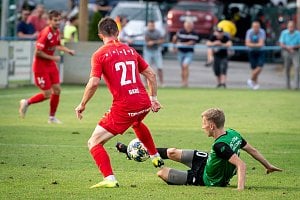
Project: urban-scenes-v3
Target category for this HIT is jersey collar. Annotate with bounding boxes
[107,39,119,45]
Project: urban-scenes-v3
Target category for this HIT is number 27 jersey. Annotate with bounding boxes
[90,40,151,111]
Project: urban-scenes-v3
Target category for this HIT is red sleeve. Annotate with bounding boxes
[36,29,48,51]
[137,53,149,72]
[90,52,103,78]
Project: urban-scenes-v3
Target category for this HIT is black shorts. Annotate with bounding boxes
[248,50,265,69]
[213,56,228,76]
[186,150,208,186]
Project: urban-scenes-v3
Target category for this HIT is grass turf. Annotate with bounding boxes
[0,85,299,199]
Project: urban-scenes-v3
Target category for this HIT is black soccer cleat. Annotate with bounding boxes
[115,142,131,160]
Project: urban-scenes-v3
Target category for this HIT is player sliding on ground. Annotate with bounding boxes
[75,17,164,188]
[116,108,282,190]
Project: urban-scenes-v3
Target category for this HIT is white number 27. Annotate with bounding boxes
[115,61,136,86]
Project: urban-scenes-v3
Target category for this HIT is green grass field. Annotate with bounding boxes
[0,85,299,199]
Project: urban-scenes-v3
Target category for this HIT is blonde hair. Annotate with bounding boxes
[201,108,225,128]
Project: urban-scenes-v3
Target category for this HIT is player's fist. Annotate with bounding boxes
[75,103,85,120]
[151,100,161,112]
[53,56,61,62]
[68,49,75,56]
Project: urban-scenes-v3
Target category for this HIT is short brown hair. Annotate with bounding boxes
[48,10,60,20]
[98,17,119,36]
[201,108,225,128]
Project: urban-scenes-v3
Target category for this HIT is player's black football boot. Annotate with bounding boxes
[115,142,131,160]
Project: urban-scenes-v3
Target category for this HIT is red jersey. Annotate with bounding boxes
[33,26,61,73]
[90,40,151,112]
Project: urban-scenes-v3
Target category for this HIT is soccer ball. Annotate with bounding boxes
[127,138,149,162]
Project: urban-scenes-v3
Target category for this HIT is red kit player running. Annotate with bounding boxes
[75,17,164,188]
[19,10,75,123]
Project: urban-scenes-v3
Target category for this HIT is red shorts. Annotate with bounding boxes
[99,107,151,135]
[34,67,60,90]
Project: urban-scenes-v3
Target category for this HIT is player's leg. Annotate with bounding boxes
[19,73,51,118]
[157,150,208,185]
[132,121,164,168]
[157,167,188,185]
[48,84,61,123]
[48,66,62,123]
[88,125,119,188]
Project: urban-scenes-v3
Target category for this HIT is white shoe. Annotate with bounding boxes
[247,79,254,89]
[253,84,260,90]
[48,117,62,124]
[19,99,28,118]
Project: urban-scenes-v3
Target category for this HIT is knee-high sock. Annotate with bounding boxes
[27,93,46,105]
[132,122,158,156]
[50,94,59,116]
[157,148,168,159]
[90,144,113,178]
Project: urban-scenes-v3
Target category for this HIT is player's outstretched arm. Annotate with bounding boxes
[75,77,100,120]
[228,154,246,190]
[242,143,283,174]
[56,45,75,55]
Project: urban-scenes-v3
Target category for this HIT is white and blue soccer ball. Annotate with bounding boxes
[127,138,149,162]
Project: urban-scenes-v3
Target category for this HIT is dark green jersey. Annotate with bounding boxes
[203,128,247,187]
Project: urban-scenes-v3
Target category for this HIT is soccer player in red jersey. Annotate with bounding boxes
[75,17,164,188]
[19,10,75,123]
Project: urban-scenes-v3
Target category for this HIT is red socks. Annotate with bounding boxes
[90,144,113,177]
[27,93,60,117]
[132,122,158,156]
[50,94,60,116]
[27,93,46,105]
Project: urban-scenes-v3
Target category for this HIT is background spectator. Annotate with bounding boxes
[143,20,165,87]
[245,21,266,90]
[172,20,199,87]
[205,14,237,67]
[206,27,232,88]
[119,16,133,45]
[17,9,38,39]
[279,20,300,89]
[64,15,79,43]
[95,0,112,17]
[217,15,237,39]
[28,4,47,32]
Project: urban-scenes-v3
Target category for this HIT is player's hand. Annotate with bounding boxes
[151,100,162,112]
[53,56,61,62]
[75,103,85,120]
[68,49,75,56]
[266,165,282,174]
